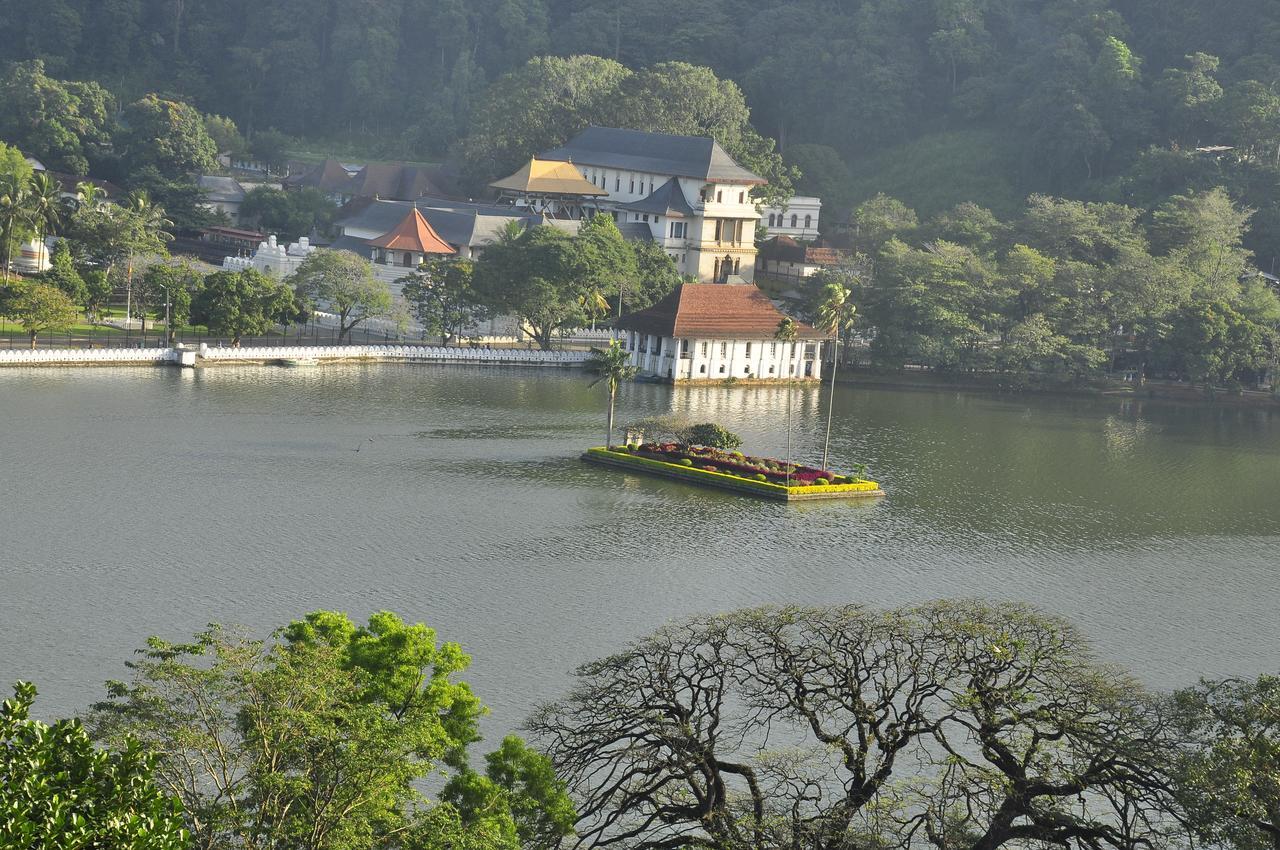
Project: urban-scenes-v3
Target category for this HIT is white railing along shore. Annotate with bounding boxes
[0,344,592,368]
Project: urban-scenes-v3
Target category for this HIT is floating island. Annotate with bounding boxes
[582,443,884,502]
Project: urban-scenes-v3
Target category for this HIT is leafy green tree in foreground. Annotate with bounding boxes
[586,338,637,448]
[40,239,88,305]
[472,225,589,350]
[289,248,394,342]
[90,610,573,850]
[191,268,297,346]
[8,282,78,348]
[1,681,189,850]
[400,256,485,345]
[140,261,201,344]
[1174,675,1280,850]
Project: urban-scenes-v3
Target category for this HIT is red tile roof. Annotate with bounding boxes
[368,208,455,254]
[758,236,849,266]
[617,284,825,339]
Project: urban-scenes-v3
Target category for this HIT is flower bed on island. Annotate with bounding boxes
[581,444,884,502]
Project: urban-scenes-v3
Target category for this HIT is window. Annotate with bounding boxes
[791,214,798,227]
[700,341,708,356]
[719,341,727,356]
[700,364,707,373]
[680,339,690,358]
[791,342,797,356]
[804,214,812,229]
[770,342,777,355]
[745,341,752,356]
[630,179,635,193]
[642,214,649,222]
[739,192,744,203]
[716,190,722,202]
[615,177,620,191]
[719,365,726,374]
[649,181,654,193]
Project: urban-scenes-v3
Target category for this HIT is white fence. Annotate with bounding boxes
[198,344,591,365]
[0,344,592,368]
[0,347,178,365]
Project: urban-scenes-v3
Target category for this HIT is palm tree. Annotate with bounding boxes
[587,338,638,448]
[74,181,104,210]
[28,172,62,246]
[774,317,798,487]
[123,191,173,333]
[580,286,610,331]
[815,283,857,471]
[0,177,31,283]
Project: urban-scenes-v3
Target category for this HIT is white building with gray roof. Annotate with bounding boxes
[535,126,765,283]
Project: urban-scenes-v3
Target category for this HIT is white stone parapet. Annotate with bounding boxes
[0,347,178,365]
[0,344,590,368]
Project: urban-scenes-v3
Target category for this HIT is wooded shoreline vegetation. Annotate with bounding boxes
[3,603,1278,850]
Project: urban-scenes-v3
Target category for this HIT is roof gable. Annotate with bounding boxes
[618,177,695,217]
[540,127,765,184]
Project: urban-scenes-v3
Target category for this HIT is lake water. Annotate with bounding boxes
[1,364,1278,733]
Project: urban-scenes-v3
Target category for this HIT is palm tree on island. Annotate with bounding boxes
[815,282,856,471]
[587,338,637,449]
[773,317,798,487]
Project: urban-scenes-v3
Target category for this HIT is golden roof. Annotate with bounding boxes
[489,158,609,196]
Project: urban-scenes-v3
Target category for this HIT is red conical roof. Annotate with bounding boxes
[369,208,455,254]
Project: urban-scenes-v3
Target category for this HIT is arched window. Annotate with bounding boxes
[791,214,798,227]
[804,214,812,229]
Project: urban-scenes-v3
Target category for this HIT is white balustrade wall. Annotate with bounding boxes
[0,344,590,367]
[198,344,591,364]
[0,347,177,365]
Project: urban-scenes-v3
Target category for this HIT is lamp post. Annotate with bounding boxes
[774,318,798,488]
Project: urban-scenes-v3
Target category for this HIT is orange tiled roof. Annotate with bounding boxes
[368,208,455,254]
[617,284,825,339]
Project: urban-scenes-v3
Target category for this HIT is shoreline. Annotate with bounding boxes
[833,368,1280,409]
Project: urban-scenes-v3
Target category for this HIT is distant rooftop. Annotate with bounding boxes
[617,283,824,339]
[490,158,609,197]
[198,175,246,204]
[369,207,454,255]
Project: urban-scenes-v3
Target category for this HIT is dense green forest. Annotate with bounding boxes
[3,0,1280,385]
[7,0,1280,256]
